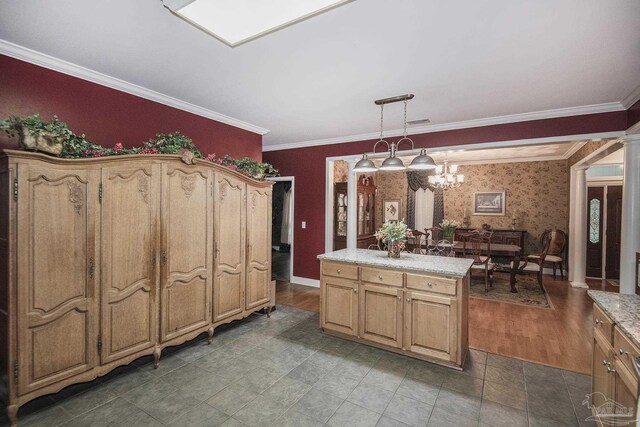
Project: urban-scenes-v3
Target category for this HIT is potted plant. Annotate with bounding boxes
[0,114,73,156]
[375,220,413,258]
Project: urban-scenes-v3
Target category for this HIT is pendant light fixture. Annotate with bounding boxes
[353,94,436,173]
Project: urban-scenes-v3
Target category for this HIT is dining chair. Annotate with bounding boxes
[461,231,495,292]
[513,232,551,292]
[408,229,428,254]
[527,228,567,280]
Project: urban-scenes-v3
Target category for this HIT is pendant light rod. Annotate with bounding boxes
[374,94,414,105]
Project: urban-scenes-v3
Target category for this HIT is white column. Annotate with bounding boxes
[619,135,640,294]
[568,167,576,282]
[346,159,358,249]
[571,165,589,289]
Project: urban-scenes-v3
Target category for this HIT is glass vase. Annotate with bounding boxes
[443,227,456,242]
[388,241,401,259]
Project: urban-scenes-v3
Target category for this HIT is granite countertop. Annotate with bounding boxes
[588,290,640,348]
[317,248,473,278]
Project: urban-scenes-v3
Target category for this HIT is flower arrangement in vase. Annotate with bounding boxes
[374,220,413,259]
[440,219,461,242]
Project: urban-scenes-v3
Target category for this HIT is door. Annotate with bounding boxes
[101,163,160,363]
[359,284,402,348]
[592,330,614,419]
[321,277,358,336]
[606,185,623,280]
[611,359,638,427]
[161,164,213,341]
[246,184,271,310]
[404,291,457,362]
[213,174,246,322]
[587,186,604,278]
[17,164,99,394]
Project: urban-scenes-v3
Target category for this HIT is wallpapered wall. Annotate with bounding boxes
[334,160,349,183]
[370,161,569,254]
[443,161,569,254]
[569,140,609,166]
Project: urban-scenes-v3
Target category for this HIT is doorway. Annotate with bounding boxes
[586,184,623,280]
[269,177,294,282]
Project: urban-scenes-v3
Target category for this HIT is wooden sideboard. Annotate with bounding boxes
[0,150,274,426]
[318,250,472,369]
[455,228,526,248]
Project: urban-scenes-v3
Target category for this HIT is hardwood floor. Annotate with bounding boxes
[275,279,320,312]
[276,275,618,374]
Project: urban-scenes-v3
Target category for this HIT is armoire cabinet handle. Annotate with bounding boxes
[160,251,167,265]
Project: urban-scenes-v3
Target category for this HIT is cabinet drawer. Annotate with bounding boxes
[322,262,358,280]
[614,326,640,378]
[593,304,614,344]
[360,267,403,287]
[406,273,457,296]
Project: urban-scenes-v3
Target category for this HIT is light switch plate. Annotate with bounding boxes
[302,221,306,229]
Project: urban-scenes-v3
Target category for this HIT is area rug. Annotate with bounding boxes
[469,272,553,309]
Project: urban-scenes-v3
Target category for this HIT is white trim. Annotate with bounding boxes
[290,276,320,288]
[0,39,270,136]
[263,107,625,152]
[622,84,640,109]
[325,160,336,254]
[267,176,295,282]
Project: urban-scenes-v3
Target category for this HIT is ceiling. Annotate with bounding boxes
[1,1,639,150]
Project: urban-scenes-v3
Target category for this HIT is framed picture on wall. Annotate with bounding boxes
[473,192,505,216]
[383,199,401,223]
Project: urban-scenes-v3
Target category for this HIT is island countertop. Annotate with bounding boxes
[317,248,473,278]
[588,290,640,349]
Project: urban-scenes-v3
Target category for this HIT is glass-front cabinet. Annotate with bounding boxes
[333,176,376,250]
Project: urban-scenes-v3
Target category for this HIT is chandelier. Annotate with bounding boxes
[428,153,464,189]
[353,94,436,172]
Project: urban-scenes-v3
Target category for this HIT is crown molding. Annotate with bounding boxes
[622,84,640,109]
[263,103,625,152]
[562,140,588,159]
[0,39,270,136]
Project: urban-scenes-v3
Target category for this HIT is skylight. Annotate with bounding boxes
[163,0,353,47]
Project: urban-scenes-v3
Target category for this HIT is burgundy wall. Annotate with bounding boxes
[263,111,628,280]
[0,55,262,160]
[629,99,640,129]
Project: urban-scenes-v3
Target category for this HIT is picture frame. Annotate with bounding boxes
[473,192,505,216]
[383,199,401,222]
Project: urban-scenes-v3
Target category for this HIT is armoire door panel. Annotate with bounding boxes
[17,164,99,394]
[101,164,159,363]
[161,165,213,340]
[246,186,271,310]
[213,175,245,322]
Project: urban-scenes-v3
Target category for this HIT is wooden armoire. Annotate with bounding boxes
[0,150,274,425]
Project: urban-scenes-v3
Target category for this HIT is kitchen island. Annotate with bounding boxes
[318,249,473,369]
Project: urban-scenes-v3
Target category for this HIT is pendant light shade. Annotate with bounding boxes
[353,153,378,172]
[379,155,406,171]
[408,148,437,170]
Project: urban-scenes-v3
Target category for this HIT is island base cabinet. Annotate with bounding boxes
[611,359,638,427]
[321,277,358,336]
[592,329,614,425]
[404,291,457,363]
[359,284,402,348]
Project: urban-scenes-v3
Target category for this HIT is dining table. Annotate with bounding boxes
[451,241,522,293]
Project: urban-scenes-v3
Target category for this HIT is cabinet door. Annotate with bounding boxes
[359,284,402,348]
[321,277,358,336]
[592,329,614,417]
[404,291,457,361]
[160,164,213,341]
[245,185,271,310]
[611,359,638,427]
[101,164,160,363]
[213,174,246,322]
[17,164,99,394]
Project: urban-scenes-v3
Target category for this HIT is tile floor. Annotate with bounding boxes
[1,305,595,426]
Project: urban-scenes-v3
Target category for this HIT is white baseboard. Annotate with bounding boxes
[291,276,320,288]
